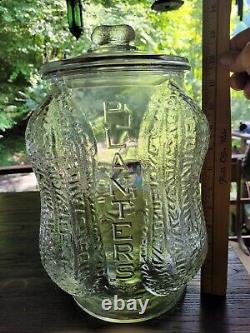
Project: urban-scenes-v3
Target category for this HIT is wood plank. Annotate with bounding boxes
[0,192,40,212]
[201,0,232,296]
[0,192,250,332]
[0,165,32,175]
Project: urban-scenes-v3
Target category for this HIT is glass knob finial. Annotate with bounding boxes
[91,25,136,50]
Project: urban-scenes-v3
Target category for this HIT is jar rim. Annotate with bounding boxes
[41,53,190,78]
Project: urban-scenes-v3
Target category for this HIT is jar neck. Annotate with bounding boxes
[167,71,185,89]
[49,70,186,90]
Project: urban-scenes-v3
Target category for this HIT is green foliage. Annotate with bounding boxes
[4,0,249,166]
[84,0,202,100]
[0,0,77,131]
[0,0,202,134]
[0,136,29,166]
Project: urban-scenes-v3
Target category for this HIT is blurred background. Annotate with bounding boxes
[0,0,249,293]
[0,0,249,172]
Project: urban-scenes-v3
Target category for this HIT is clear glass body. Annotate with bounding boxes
[25,69,209,323]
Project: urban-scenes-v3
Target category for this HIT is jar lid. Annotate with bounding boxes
[41,24,190,78]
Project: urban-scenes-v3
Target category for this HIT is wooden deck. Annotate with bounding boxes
[0,192,250,333]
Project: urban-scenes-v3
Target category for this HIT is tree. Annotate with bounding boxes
[0,0,202,165]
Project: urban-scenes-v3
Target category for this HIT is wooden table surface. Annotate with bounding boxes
[0,192,250,333]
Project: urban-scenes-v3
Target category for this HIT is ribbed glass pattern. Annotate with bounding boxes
[26,72,209,322]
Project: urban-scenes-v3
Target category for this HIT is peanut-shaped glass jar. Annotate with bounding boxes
[25,25,209,323]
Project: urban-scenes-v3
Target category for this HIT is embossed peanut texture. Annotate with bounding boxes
[26,74,209,322]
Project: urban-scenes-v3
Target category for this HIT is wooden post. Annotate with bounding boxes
[201,0,232,296]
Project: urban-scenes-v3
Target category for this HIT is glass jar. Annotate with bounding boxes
[25,25,209,323]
